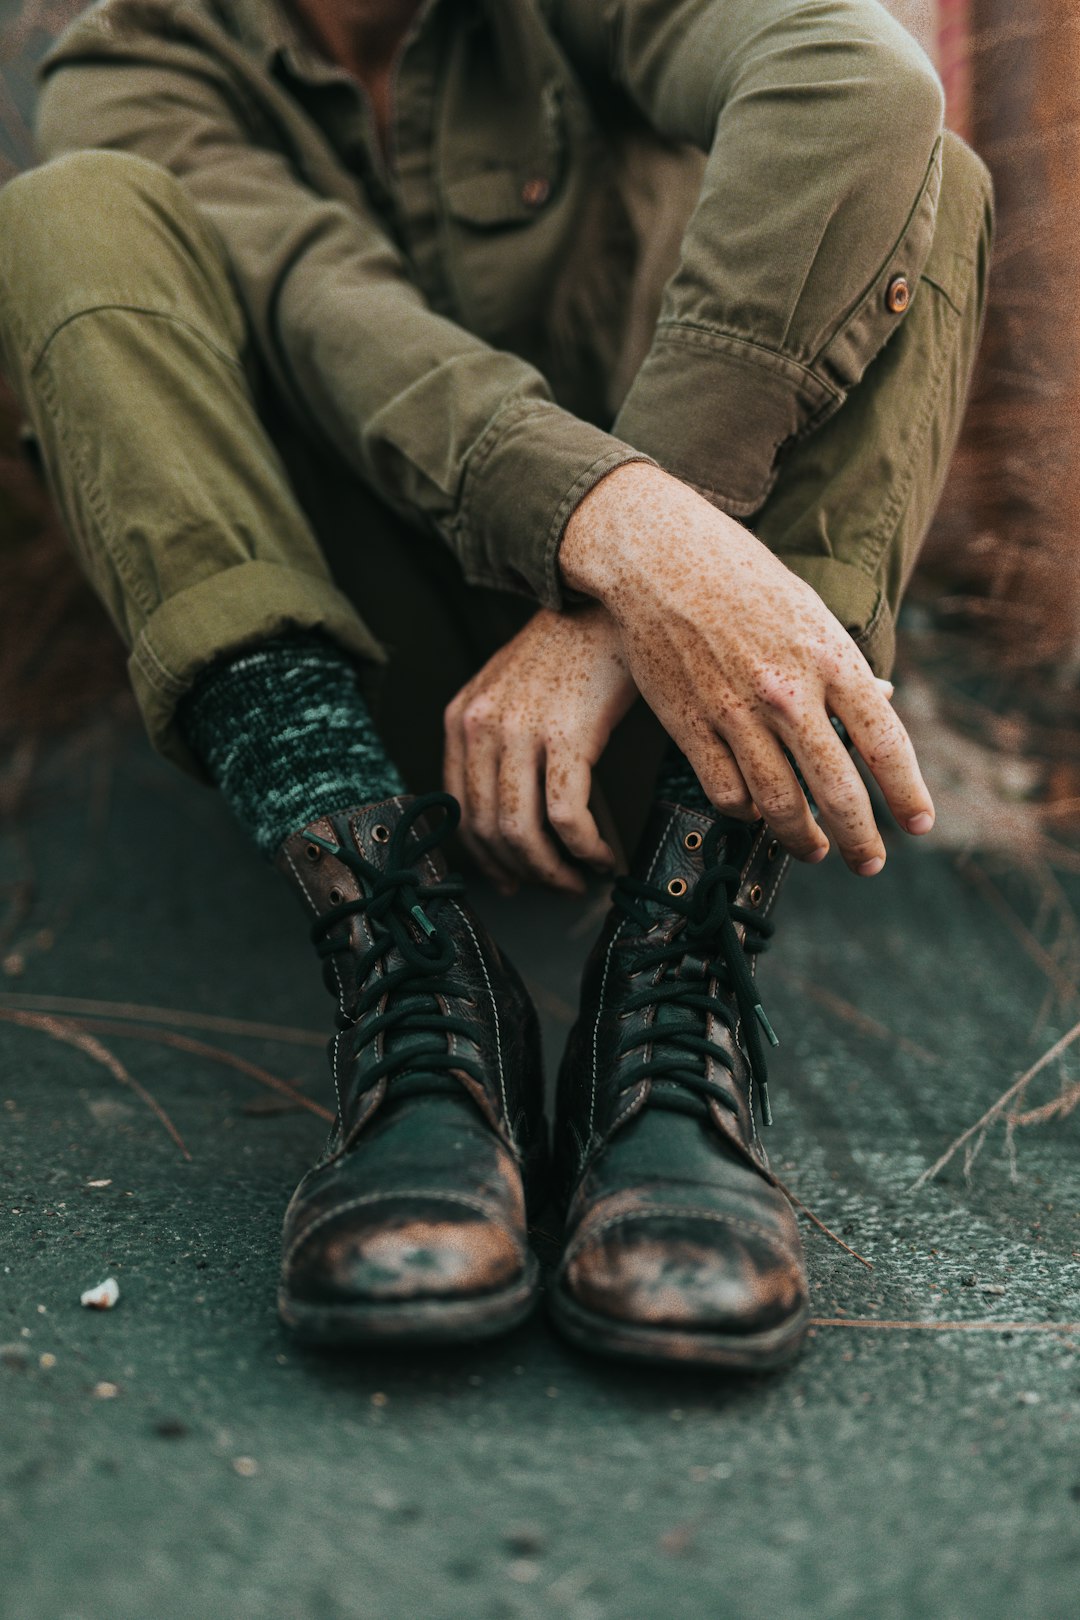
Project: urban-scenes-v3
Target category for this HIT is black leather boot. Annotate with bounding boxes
[551,803,809,1370]
[275,793,546,1346]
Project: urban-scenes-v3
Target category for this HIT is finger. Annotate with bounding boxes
[442,694,468,811]
[459,699,520,895]
[729,729,829,862]
[544,751,615,870]
[674,719,758,820]
[831,675,935,836]
[497,739,586,894]
[776,710,886,875]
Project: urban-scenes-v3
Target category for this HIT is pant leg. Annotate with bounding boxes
[274,420,665,855]
[750,131,995,677]
[0,149,381,777]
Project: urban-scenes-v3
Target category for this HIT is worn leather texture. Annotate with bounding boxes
[553,802,809,1365]
[274,795,546,1341]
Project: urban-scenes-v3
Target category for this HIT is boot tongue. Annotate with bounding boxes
[339,803,463,1099]
[621,808,754,1117]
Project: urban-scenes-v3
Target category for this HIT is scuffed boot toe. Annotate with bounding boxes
[559,1202,809,1360]
[283,1192,534,1333]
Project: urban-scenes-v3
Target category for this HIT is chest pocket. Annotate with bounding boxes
[439,65,582,337]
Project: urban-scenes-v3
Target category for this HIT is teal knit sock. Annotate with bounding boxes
[179,633,405,859]
[653,738,716,817]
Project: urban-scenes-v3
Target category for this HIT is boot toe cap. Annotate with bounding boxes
[562,1207,807,1339]
[285,1195,526,1308]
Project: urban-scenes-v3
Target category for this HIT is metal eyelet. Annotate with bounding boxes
[683,830,703,852]
[767,841,780,861]
[748,883,764,907]
[328,887,343,906]
[667,877,688,898]
[371,824,390,844]
[305,843,322,863]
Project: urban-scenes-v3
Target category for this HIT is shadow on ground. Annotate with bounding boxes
[1,721,1078,1620]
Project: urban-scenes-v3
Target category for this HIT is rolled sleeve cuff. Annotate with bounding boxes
[613,329,842,518]
[613,139,944,524]
[777,553,895,678]
[455,398,655,609]
[128,560,385,776]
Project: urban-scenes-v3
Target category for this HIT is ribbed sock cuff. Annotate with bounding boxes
[179,633,405,858]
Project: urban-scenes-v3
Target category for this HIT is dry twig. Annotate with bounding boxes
[0,1008,190,1159]
[51,1014,332,1122]
[0,991,324,1046]
[774,968,942,1065]
[911,1013,1080,1189]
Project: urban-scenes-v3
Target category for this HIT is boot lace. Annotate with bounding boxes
[307,793,486,1099]
[611,819,780,1127]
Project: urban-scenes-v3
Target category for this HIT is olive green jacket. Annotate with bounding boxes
[35,0,945,609]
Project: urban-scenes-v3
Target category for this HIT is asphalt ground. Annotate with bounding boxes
[0,719,1077,1620]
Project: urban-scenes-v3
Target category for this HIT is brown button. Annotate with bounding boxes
[521,176,551,209]
[886,274,911,315]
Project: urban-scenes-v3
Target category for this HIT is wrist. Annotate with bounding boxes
[559,462,665,601]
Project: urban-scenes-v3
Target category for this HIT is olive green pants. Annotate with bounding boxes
[0,134,992,806]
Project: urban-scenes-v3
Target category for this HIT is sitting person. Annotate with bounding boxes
[0,0,992,1369]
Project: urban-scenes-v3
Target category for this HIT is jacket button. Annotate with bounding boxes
[521,176,551,209]
[886,274,911,314]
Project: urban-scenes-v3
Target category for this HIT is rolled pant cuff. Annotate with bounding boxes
[775,553,895,679]
[128,559,386,777]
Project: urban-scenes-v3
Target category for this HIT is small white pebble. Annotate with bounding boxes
[1017,1391,1041,1406]
[80,1278,120,1310]
[93,1381,119,1400]
[232,1456,258,1477]
[86,1179,112,1189]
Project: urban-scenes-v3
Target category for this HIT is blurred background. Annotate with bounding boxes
[1,0,1079,825]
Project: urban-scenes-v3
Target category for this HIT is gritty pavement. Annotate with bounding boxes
[1,720,1078,1620]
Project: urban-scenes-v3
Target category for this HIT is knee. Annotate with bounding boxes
[0,149,196,293]
[928,131,995,312]
[942,129,994,213]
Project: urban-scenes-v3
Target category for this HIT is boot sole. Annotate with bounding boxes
[548,1282,809,1372]
[278,1251,540,1349]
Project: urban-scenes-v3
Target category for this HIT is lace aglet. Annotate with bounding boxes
[759,1080,774,1128]
[754,1002,780,1048]
[410,903,436,938]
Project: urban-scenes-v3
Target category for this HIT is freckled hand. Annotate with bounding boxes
[559,463,934,876]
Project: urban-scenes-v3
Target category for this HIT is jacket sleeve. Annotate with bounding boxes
[550,0,946,516]
[35,41,649,608]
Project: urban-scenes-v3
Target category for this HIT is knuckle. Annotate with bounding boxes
[863,726,905,771]
[470,809,497,844]
[820,784,866,824]
[753,670,801,719]
[547,801,578,835]
[462,696,496,735]
[708,782,753,817]
[496,811,522,845]
[756,787,793,823]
